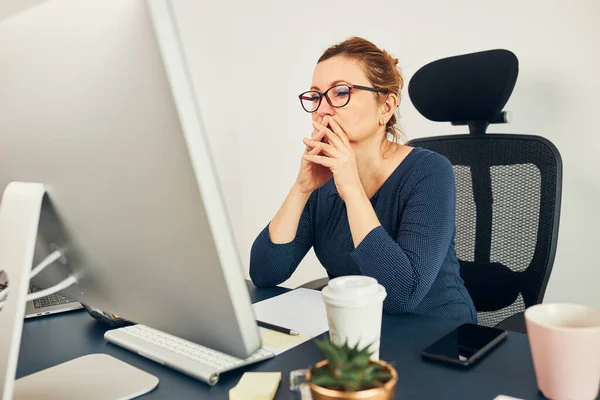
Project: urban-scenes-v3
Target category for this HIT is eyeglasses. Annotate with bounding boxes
[298,84,388,113]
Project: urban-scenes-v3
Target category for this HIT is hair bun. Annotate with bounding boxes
[382,50,399,67]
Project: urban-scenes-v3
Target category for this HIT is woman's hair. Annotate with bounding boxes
[318,37,405,152]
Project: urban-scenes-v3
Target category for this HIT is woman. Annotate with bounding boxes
[249,37,477,323]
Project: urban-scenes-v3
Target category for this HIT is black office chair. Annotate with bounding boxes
[407,49,562,333]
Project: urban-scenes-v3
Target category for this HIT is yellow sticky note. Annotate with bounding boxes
[229,372,282,400]
[259,328,308,354]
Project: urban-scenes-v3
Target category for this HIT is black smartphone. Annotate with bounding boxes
[421,323,507,367]
[82,304,132,328]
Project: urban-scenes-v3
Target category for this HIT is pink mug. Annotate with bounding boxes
[525,303,600,400]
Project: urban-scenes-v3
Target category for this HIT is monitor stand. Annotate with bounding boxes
[13,354,159,400]
[0,182,159,399]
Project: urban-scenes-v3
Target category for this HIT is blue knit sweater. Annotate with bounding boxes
[250,147,477,324]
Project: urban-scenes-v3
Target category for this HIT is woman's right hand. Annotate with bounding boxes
[293,118,333,194]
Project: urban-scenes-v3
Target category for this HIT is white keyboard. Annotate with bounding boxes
[104,324,274,386]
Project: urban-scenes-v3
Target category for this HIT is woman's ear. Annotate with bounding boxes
[381,93,399,124]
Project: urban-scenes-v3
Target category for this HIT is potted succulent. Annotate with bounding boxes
[305,338,398,399]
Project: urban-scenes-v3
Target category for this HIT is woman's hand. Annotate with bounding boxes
[302,116,365,201]
[293,117,333,194]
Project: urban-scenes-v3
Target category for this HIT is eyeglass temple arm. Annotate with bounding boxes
[351,84,387,93]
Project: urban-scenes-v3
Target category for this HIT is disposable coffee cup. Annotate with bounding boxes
[525,303,600,400]
[321,276,387,360]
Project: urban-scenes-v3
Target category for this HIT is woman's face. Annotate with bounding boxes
[310,56,382,144]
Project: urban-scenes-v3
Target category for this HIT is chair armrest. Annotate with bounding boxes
[494,311,526,334]
[297,277,329,291]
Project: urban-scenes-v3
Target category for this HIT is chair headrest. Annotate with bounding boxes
[408,49,518,123]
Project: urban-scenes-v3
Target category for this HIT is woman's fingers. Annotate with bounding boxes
[311,116,325,137]
[306,127,320,151]
[312,120,345,150]
[303,154,335,168]
[305,116,334,155]
[304,137,324,155]
[302,138,342,158]
[305,125,329,153]
[312,127,328,142]
[308,144,321,155]
[323,116,351,148]
[306,116,325,151]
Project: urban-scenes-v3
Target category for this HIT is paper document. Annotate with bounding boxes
[253,288,329,340]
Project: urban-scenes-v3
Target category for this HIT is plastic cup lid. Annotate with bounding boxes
[322,276,387,308]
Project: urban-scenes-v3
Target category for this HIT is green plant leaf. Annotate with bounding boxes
[359,380,383,390]
[307,366,334,386]
[346,341,359,359]
[344,380,361,392]
[370,372,392,382]
[362,364,382,377]
[338,368,363,382]
[348,345,372,369]
[314,338,345,367]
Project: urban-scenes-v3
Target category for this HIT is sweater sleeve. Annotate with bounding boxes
[249,195,314,287]
[350,153,456,314]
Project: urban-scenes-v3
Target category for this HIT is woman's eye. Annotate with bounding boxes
[335,89,350,97]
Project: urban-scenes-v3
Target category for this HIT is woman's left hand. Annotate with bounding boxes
[302,116,365,201]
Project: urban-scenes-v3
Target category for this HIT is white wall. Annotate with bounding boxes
[2,1,599,307]
[0,0,48,20]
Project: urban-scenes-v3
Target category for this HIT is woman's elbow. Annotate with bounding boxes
[378,279,420,315]
[249,258,291,288]
[249,241,274,287]
[382,298,413,315]
[249,263,274,288]
[250,278,273,289]
[381,285,424,315]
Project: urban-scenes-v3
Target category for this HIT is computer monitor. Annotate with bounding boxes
[0,0,259,360]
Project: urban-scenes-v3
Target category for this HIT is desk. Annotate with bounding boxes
[17,283,548,399]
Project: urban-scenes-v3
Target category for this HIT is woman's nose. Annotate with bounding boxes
[316,98,335,117]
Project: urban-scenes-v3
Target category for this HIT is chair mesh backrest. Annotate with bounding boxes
[409,135,562,327]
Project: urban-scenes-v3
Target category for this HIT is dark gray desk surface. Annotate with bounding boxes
[17,283,550,399]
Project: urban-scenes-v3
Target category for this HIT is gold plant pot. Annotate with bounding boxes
[306,359,398,400]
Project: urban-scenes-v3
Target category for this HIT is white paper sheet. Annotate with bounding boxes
[252,288,329,339]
